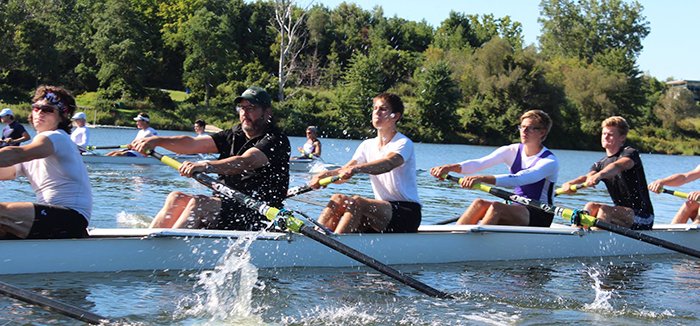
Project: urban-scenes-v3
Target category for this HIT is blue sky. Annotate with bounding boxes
[314,0,699,81]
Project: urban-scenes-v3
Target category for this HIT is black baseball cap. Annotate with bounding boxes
[234,87,271,108]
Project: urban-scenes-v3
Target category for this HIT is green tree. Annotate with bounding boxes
[90,0,152,99]
[414,60,461,142]
[538,0,649,63]
[654,87,700,131]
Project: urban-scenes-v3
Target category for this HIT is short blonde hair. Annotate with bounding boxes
[601,116,629,135]
[520,110,552,140]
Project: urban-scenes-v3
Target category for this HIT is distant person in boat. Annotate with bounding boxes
[132,87,290,230]
[1,108,31,147]
[560,116,654,230]
[0,86,92,239]
[106,112,157,157]
[648,166,700,224]
[310,93,422,234]
[292,126,321,159]
[70,111,90,149]
[430,110,559,227]
[194,119,208,137]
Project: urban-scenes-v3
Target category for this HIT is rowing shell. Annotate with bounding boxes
[0,223,697,275]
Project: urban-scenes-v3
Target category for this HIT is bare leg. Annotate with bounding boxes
[172,195,221,229]
[671,201,700,224]
[0,202,36,238]
[150,191,193,228]
[480,202,529,226]
[456,199,492,225]
[317,194,351,231]
[587,202,634,228]
[334,196,392,234]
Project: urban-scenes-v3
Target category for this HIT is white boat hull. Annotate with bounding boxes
[0,224,697,275]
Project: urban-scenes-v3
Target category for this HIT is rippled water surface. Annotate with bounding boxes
[2,126,699,325]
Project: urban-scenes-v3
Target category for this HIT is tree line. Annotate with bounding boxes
[1,0,699,154]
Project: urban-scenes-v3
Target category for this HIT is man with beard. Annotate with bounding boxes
[131,87,290,230]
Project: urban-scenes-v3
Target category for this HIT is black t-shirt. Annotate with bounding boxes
[2,121,27,146]
[210,123,290,208]
[590,146,654,215]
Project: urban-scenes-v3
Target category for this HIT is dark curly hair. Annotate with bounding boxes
[28,85,76,134]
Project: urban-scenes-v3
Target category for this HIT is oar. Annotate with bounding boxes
[286,175,341,198]
[0,281,110,324]
[83,145,129,150]
[661,188,690,200]
[433,217,459,225]
[441,174,700,259]
[149,150,452,299]
[554,183,588,196]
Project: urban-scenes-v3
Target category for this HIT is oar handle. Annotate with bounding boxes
[298,148,314,159]
[439,174,700,259]
[286,175,342,198]
[555,183,588,196]
[84,145,129,150]
[662,188,689,199]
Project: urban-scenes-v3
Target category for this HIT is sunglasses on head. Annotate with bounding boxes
[32,105,58,114]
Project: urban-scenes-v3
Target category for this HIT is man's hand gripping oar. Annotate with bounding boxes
[148,149,453,299]
[440,174,700,259]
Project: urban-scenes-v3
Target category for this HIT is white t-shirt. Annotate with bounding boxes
[128,127,158,157]
[458,143,559,202]
[70,126,90,148]
[351,132,421,205]
[135,127,157,140]
[15,130,93,222]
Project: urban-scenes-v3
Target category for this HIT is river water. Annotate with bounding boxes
[1,126,698,325]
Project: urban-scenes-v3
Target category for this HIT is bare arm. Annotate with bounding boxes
[131,135,218,155]
[177,146,269,178]
[312,140,322,157]
[585,157,635,187]
[0,135,54,180]
[649,164,700,193]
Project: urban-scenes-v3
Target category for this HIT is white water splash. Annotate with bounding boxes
[583,267,613,311]
[115,211,152,228]
[178,234,262,322]
[279,305,379,326]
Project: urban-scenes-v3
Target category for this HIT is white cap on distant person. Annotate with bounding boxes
[133,113,150,122]
[0,108,13,117]
[72,112,87,120]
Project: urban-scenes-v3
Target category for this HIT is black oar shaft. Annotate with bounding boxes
[662,188,689,199]
[298,225,451,298]
[150,150,453,299]
[442,175,700,259]
[0,281,109,324]
[84,145,128,150]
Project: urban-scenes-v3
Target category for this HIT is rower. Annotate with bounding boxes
[310,93,422,234]
[560,116,654,230]
[648,166,700,224]
[430,110,559,227]
[106,112,158,157]
[70,111,90,149]
[0,86,92,239]
[131,87,290,230]
[1,108,31,147]
[292,125,322,159]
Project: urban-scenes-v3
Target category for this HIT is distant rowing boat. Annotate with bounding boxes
[0,223,696,275]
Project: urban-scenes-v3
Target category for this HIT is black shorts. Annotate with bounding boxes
[207,197,269,231]
[384,201,422,233]
[28,204,89,239]
[631,210,654,230]
[527,206,554,227]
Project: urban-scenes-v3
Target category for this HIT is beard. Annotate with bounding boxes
[242,115,267,134]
